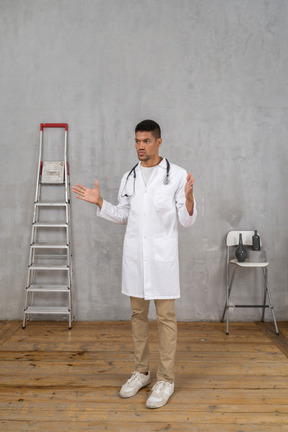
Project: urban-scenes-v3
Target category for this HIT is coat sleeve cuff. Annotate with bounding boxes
[96,199,106,217]
[181,196,197,226]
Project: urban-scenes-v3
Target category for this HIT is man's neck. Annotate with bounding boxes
[141,156,163,168]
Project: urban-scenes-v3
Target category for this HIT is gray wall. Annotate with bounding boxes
[1,0,288,322]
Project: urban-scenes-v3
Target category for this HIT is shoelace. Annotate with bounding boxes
[151,381,167,393]
[127,371,142,383]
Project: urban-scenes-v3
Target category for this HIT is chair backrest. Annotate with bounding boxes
[226,230,262,247]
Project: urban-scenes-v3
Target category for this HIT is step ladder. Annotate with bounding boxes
[23,123,73,329]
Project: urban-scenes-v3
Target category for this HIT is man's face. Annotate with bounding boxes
[135,131,162,166]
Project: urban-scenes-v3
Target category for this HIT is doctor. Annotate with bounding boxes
[72,120,197,409]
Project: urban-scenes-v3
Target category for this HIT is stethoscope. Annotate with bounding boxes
[121,158,170,198]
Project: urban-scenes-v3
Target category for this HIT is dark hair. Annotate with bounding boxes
[135,119,161,139]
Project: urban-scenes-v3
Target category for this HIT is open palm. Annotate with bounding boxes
[72,181,101,204]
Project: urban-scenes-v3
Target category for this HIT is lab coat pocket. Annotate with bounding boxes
[154,188,172,211]
[154,236,177,262]
[123,236,138,262]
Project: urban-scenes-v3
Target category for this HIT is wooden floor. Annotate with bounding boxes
[0,321,288,432]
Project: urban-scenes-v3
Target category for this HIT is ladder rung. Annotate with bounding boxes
[40,181,65,185]
[31,243,69,249]
[29,264,69,270]
[35,202,68,207]
[27,285,70,292]
[234,305,270,308]
[33,256,68,261]
[33,222,68,228]
[24,306,70,315]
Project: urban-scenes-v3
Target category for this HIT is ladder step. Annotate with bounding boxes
[40,181,65,185]
[24,306,70,315]
[33,222,68,228]
[35,202,68,207]
[29,264,69,270]
[27,285,70,292]
[31,243,69,248]
[32,256,68,261]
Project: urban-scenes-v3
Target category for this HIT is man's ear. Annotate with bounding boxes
[157,138,162,148]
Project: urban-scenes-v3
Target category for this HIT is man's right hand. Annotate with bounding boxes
[72,180,103,209]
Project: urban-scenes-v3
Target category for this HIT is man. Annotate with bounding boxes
[72,119,197,408]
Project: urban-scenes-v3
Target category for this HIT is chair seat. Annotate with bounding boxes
[230,258,269,268]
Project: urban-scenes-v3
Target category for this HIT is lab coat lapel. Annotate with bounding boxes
[137,163,146,188]
[145,158,167,189]
[134,163,145,195]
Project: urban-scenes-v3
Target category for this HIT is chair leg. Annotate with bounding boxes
[226,308,229,335]
[221,300,227,323]
[262,268,267,322]
[225,279,230,335]
[221,267,236,335]
[262,268,279,335]
[221,290,229,333]
[221,290,229,334]
[266,287,279,335]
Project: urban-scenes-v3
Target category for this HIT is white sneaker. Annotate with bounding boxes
[119,371,151,398]
[146,381,174,408]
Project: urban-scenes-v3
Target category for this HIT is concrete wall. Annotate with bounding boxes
[1,0,288,322]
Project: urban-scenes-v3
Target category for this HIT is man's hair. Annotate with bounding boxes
[135,119,161,140]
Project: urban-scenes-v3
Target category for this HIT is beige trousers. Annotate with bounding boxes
[130,297,177,384]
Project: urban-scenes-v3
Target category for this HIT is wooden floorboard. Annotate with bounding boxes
[0,321,288,431]
[256,321,288,359]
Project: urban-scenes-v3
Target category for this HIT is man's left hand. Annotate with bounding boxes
[185,173,194,200]
[185,173,194,216]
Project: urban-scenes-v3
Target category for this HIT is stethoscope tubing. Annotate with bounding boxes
[121,159,170,198]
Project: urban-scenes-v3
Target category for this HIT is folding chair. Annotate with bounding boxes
[221,230,279,335]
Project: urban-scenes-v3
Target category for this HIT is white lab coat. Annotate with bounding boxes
[97,158,197,300]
